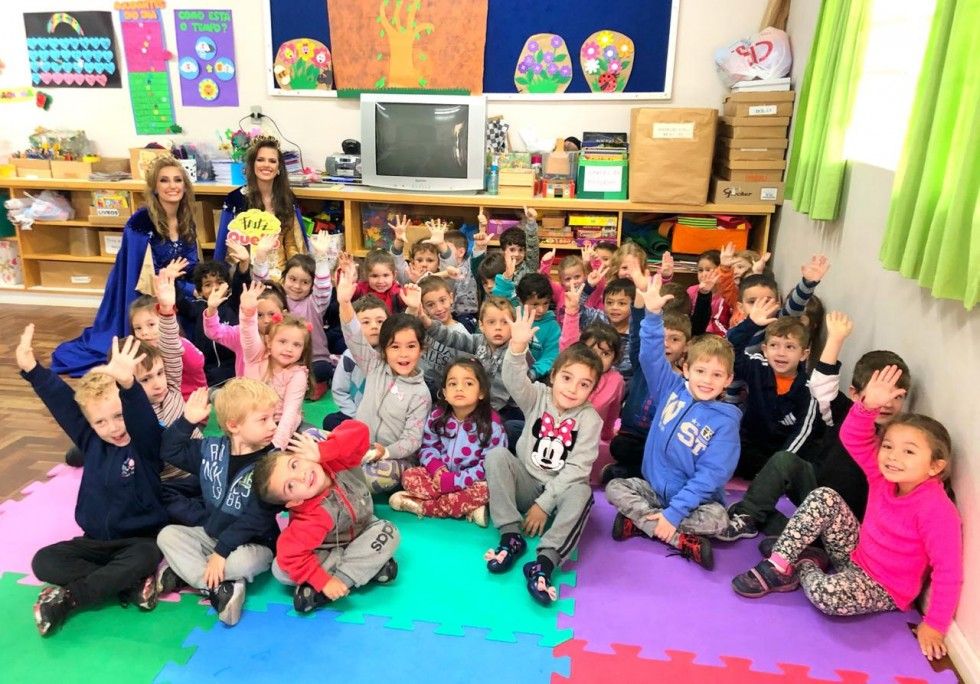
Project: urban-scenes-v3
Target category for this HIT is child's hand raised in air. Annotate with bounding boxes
[523,206,538,220]
[503,251,519,280]
[399,282,422,311]
[162,257,190,280]
[183,387,212,424]
[802,254,831,283]
[425,218,447,245]
[239,280,266,315]
[860,365,906,411]
[698,268,720,294]
[720,242,736,268]
[444,265,463,281]
[388,214,410,244]
[580,240,595,265]
[309,231,333,261]
[565,283,585,316]
[659,251,674,280]
[824,311,854,341]
[206,281,231,315]
[747,297,780,327]
[102,336,146,389]
[541,247,557,264]
[287,432,322,462]
[641,273,674,314]
[752,252,772,275]
[336,268,357,304]
[153,271,177,314]
[254,234,279,265]
[509,306,539,353]
[16,324,37,373]
[586,263,609,288]
[625,262,647,292]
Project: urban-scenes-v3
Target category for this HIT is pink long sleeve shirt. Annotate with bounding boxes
[202,312,245,377]
[239,307,309,449]
[841,403,963,632]
[560,307,624,442]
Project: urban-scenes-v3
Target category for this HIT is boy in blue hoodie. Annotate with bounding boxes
[604,275,741,570]
[155,379,283,626]
[493,271,559,381]
[18,328,167,636]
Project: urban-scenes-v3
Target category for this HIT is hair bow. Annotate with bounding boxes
[305,321,313,332]
[270,312,284,324]
[539,412,575,447]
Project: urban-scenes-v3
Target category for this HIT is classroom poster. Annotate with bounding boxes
[117,3,176,134]
[23,11,121,88]
[173,9,239,106]
[328,0,488,92]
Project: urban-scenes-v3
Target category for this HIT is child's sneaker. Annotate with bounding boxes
[34,586,74,637]
[674,534,714,570]
[155,562,188,596]
[388,491,424,517]
[121,574,159,610]
[611,512,649,541]
[210,579,246,626]
[466,505,488,528]
[716,513,759,542]
[293,583,330,614]
[732,559,799,597]
[373,558,399,584]
[796,546,831,572]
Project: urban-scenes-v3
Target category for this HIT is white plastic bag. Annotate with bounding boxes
[5,190,74,228]
[715,27,793,87]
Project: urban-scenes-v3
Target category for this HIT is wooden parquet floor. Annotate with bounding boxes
[0,304,94,502]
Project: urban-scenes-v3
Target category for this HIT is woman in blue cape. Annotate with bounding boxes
[52,158,199,376]
[214,135,308,278]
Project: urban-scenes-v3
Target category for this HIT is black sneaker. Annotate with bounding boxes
[675,534,714,570]
[34,586,73,636]
[155,563,188,596]
[716,513,760,542]
[120,574,158,610]
[611,512,649,541]
[293,583,330,614]
[210,579,246,626]
[372,558,398,585]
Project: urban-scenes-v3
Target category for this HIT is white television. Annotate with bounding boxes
[360,93,487,193]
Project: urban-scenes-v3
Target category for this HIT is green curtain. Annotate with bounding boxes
[784,0,871,220]
[879,0,979,309]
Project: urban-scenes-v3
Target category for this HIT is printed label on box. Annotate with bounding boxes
[582,165,624,192]
[103,235,123,255]
[70,275,92,284]
[96,207,122,217]
[748,105,778,116]
[760,187,779,200]
[652,122,694,139]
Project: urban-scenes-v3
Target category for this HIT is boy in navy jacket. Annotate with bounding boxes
[18,328,167,636]
[604,276,740,570]
[156,379,283,626]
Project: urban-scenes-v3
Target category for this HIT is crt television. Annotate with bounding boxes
[360,93,487,192]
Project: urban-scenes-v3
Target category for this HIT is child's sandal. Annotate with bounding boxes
[485,535,526,574]
[523,561,558,605]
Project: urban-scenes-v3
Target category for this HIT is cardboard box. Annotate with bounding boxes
[719,137,788,150]
[719,116,789,139]
[722,100,794,118]
[671,224,749,254]
[726,91,795,103]
[129,147,172,182]
[539,213,566,230]
[716,143,786,161]
[629,107,717,204]
[710,177,785,204]
[68,227,100,256]
[486,218,520,236]
[577,158,628,200]
[715,165,785,182]
[99,230,123,256]
[498,169,535,198]
[50,157,129,180]
[38,260,111,289]
[13,158,52,178]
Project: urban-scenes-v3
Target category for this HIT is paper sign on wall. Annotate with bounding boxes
[173,9,238,106]
[23,11,121,88]
[117,3,176,134]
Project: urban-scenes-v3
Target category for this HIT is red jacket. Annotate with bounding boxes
[353,280,402,314]
[274,420,369,591]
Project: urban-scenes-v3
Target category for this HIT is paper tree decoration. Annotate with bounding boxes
[580,30,635,93]
[274,39,332,90]
[514,34,572,93]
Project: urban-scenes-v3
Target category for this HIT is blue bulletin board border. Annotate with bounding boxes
[264,0,677,100]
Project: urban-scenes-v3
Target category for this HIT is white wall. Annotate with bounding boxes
[775,3,980,680]
[0,0,768,166]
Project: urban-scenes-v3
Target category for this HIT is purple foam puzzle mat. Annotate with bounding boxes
[557,493,954,682]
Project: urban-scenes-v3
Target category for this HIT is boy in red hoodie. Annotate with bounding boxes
[253,421,400,613]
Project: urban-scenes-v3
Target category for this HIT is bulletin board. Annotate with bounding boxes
[264,0,678,100]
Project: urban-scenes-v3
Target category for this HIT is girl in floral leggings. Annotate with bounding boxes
[389,358,506,527]
[732,366,962,662]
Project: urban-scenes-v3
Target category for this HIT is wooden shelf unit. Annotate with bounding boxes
[0,178,775,294]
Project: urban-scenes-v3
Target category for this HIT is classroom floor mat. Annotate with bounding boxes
[557,494,954,682]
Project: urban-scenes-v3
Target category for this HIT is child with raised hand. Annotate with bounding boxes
[389,214,442,284]
[202,279,287,378]
[254,232,336,394]
[238,280,311,449]
[686,249,731,336]
[251,422,401,613]
[585,243,654,309]
[156,381,281,626]
[728,253,829,331]
[323,294,388,430]
[129,291,206,401]
[493,268,560,382]
[353,249,402,313]
[437,227,480,331]
[389,358,507,526]
[732,366,962,663]
[536,249,586,321]
[402,275,469,396]
[20,329,167,636]
[495,206,540,286]
[483,307,603,606]
[604,274,740,570]
[337,268,431,493]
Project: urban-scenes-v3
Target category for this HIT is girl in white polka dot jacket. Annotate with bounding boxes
[389,357,507,528]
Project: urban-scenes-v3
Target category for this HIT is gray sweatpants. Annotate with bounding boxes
[604,477,729,545]
[272,517,400,589]
[157,525,273,590]
[485,447,593,568]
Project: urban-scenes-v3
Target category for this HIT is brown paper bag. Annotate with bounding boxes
[629,108,717,204]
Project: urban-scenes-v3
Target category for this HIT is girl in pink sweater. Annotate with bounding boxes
[238,281,312,449]
[202,280,287,377]
[732,365,962,662]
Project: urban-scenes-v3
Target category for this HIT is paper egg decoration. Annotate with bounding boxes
[274,39,332,90]
[580,30,634,93]
[514,33,573,94]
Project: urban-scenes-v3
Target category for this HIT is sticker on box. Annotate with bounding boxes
[70,275,93,285]
[652,122,694,139]
[582,165,624,192]
[760,186,779,201]
[748,105,778,116]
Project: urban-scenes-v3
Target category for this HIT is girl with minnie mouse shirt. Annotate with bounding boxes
[482,306,603,606]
